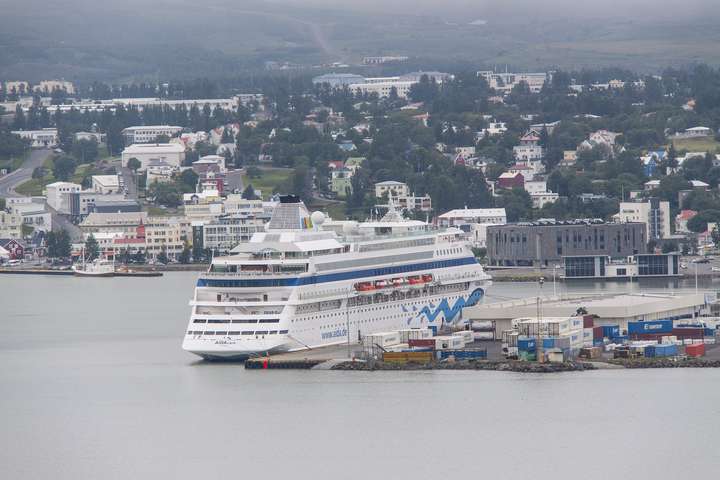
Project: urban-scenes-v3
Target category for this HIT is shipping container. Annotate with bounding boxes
[583,315,594,328]
[601,325,620,338]
[519,350,536,361]
[398,328,433,343]
[434,336,464,350]
[579,346,602,359]
[613,336,628,344]
[473,331,494,341]
[408,339,436,349]
[383,351,434,363]
[384,343,410,352]
[471,320,495,331]
[364,331,401,348]
[672,327,705,339]
[453,330,474,344]
[518,337,537,351]
[543,337,555,349]
[628,320,673,335]
[547,349,564,363]
[439,349,488,360]
[593,326,604,339]
[686,343,705,357]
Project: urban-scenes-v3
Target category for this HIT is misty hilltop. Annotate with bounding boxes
[2,0,720,82]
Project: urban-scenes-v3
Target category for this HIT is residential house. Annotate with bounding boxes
[122,126,183,145]
[497,172,525,190]
[11,128,58,148]
[91,175,121,194]
[375,181,409,199]
[0,238,25,259]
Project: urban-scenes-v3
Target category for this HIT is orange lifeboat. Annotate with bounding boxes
[390,277,405,287]
[407,275,423,285]
[421,274,434,283]
[374,279,389,289]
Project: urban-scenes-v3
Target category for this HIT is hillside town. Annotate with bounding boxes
[2,66,720,273]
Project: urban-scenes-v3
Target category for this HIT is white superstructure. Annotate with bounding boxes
[182,196,492,360]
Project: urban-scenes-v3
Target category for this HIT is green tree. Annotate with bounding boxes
[127,157,141,174]
[71,139,99,164]
[52,155,76,181]
[84,234,100,261]
[47,229,71,258]
[179,169,198,192]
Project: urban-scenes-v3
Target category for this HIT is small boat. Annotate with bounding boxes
[407,275,423,285]
[390,277,406,287]
[421,274,434,283]
[72,259,115,277]
[374,279,390,289]
[72,247,115,277]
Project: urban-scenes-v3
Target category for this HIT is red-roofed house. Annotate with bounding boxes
[675,209,698,233]
[496,172,525,190]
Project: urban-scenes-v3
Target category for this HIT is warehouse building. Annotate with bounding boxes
[486,219,647,267]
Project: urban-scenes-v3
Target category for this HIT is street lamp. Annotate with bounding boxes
[553,264,561,297]
[537,276,545,363]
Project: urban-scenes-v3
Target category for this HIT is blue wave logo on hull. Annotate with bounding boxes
[412,288,484,325]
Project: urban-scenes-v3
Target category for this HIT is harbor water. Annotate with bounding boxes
[2,272,720,479]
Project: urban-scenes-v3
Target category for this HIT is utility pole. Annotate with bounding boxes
[537,277,544,363]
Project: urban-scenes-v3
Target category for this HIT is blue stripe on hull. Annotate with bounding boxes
[197,257,479,288]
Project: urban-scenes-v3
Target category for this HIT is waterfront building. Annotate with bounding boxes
[486,220,647,267]
[79,212,148,235]
[121,143,185,170]
[615,198,670,240]
[9,198,52,233]
[562,253,681,279]
[33,80,75,94]
[122,126,183,145]
[437,208,507,249]
[193,214,268,253]
[0,209,23,239]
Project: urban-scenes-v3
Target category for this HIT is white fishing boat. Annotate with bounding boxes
[72,250,115,277]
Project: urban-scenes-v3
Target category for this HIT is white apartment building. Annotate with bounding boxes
[349,80,415,99]
[121,143,186,170]
[4,81,30,94]
[7,198,52,233]
[199,215,267,253]
[91,175,121,194]
[531,191,560,209]
[0,209,23,239]
[11,128,58,148]
[375,181,410,199]
[122,126,183,145]
[437,208,507,248]
[144,216,191,259]
[45,181,81,212]
[79,212,148,235]
[477,71,548,93]
[146,161,176,184]
[524,180,548,195]
[615,199,670,240]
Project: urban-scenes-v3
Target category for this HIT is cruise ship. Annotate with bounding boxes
[182,196,492,360]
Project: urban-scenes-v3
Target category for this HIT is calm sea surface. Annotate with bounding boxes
[2,272,720,479]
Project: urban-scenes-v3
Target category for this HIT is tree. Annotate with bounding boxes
[84,234,100,261]
[179,169,198,192]
[132,249,146,264]
[247,166,262,178]
[157,246,169,264]
[712,227,720,246]
[179,244,191,264]
[71,139,99,164]
[47,229,71,258]
[52,155,76,181]
[242,184,258,200]
[127,157,141,174]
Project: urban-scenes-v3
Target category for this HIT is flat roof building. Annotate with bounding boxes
[487,220,647,267]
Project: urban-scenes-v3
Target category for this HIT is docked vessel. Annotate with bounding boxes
[182,196,492,360]
[72,257,115,277]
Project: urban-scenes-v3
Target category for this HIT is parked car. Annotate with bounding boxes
[712,267,720,272]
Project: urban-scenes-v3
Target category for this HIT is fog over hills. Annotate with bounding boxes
[2,0,719,83]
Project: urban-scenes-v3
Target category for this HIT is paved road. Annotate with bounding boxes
[0,149,53,198]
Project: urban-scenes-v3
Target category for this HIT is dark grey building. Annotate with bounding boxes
[487,220,647,267]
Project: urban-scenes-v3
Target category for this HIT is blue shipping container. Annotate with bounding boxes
[644,345,656,357]
[593,339,604,347]
[602,325,620,338]
[543,338,555,349]
[440,349,487,360]
[627,320,673,335]
[613,335,628,344]
[704,328,715,337]
[518,337,536,351]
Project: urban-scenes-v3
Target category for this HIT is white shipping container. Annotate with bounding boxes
[507,346,519,356]
[704,338,716,344]
[365,331,401,348]
[435,336,464,350]
[397,328,432,343]
[683,339,693,345]
[471,321,494,331]
[474,331,494,341]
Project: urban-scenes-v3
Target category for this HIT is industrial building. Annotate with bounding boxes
[464,292,710,340]
[486,220,647,267]
[563,253,681,279]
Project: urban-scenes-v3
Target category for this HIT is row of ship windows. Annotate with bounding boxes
[437,247,463,256]
[187,330,289,336]
[193,319,280,324]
